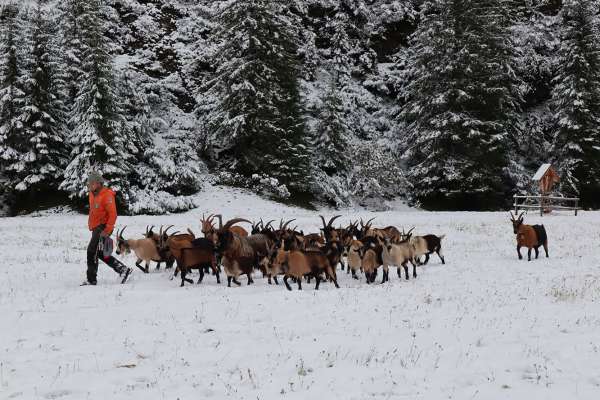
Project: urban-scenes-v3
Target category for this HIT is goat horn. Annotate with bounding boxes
[319,215,327,229]
[164,225,175,236]
[282,219,296,231]
[327,215,342,228]
[407,227,415,235]
[364,217,376,227]
[265,220,275,230]
[207,213,216,224]
[120,226,127,239]
[222,218,252,231]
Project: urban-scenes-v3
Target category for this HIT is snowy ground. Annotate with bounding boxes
[1,187,600,400]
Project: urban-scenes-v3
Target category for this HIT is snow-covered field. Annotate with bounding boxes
[1,188,600,400]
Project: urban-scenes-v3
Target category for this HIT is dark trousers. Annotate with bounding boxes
[87,225,128,282]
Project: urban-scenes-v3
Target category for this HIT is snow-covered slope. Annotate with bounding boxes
[1,191,599,399]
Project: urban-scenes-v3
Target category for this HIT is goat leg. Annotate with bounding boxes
[534,247,540,259]
[283,276,292,291]
[144,263,150,273]
[197,269,204,284]
[436,248,445,264]
[155,262,161,270]
[543,241,549,258]
[233,277,242,286]
[517,245,523,260]
[247,273,253,285]
[314,275,321,290]
[403,263,409,280]
[135,260,147,273]
[297,278,302,290]
[411,259,417,278]
[527,248,532,262]
[227,276,232,287]
[274,276,279,285]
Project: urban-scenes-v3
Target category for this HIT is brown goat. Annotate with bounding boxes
[201,213,249,244]
[215,218,262,287]
[144,225,176,270]
[510,212,548,261]
[177,238,219,287]
[271,248,310,290]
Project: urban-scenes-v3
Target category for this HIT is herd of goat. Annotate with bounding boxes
[113,211,550,290]
[113,215,446,290]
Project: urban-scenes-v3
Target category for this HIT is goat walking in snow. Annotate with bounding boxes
[510,212,548,261]
[411,234,446,265]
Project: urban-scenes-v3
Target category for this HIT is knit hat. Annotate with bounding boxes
[88,171,105,184]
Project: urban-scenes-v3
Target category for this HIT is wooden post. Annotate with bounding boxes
[514,195,518,214]
[539,195,543,216]
[575,199,578,216]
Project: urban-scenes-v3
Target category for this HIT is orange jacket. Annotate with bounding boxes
[88,187,117,235]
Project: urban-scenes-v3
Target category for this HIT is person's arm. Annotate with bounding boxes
[103,194,117,236]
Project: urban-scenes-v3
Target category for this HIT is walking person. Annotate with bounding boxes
[82,171,132,286]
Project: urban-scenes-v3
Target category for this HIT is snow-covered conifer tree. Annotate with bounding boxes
[551,0,600,207]
[401,0,522,210]
[17,1,68,194]
[60,0,132,202]
[0,4,28,195]
[201,0,311,196]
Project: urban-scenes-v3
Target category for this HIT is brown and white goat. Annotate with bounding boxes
[380,237,417,283]
[115,226,162,273]
[410,234,446,265]
[346,240,363,280]
[510,212,548,261]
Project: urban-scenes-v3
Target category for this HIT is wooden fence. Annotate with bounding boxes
[513,195,579,216]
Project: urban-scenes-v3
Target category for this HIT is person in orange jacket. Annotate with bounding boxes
[82,171,132,285]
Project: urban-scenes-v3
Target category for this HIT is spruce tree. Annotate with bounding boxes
[201,0,311,195]
[57,0,85,117]
[327,13,352,84]
[0,4,28,195]
[551,0,600,207]
[401,0,521,210]
[60,0,132,202]
[17,2,68,194]
[312,77,349,176]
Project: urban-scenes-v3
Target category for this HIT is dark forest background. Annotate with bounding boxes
[1,0,599,215]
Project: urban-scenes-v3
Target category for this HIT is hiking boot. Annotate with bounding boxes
[120,267,132,284]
